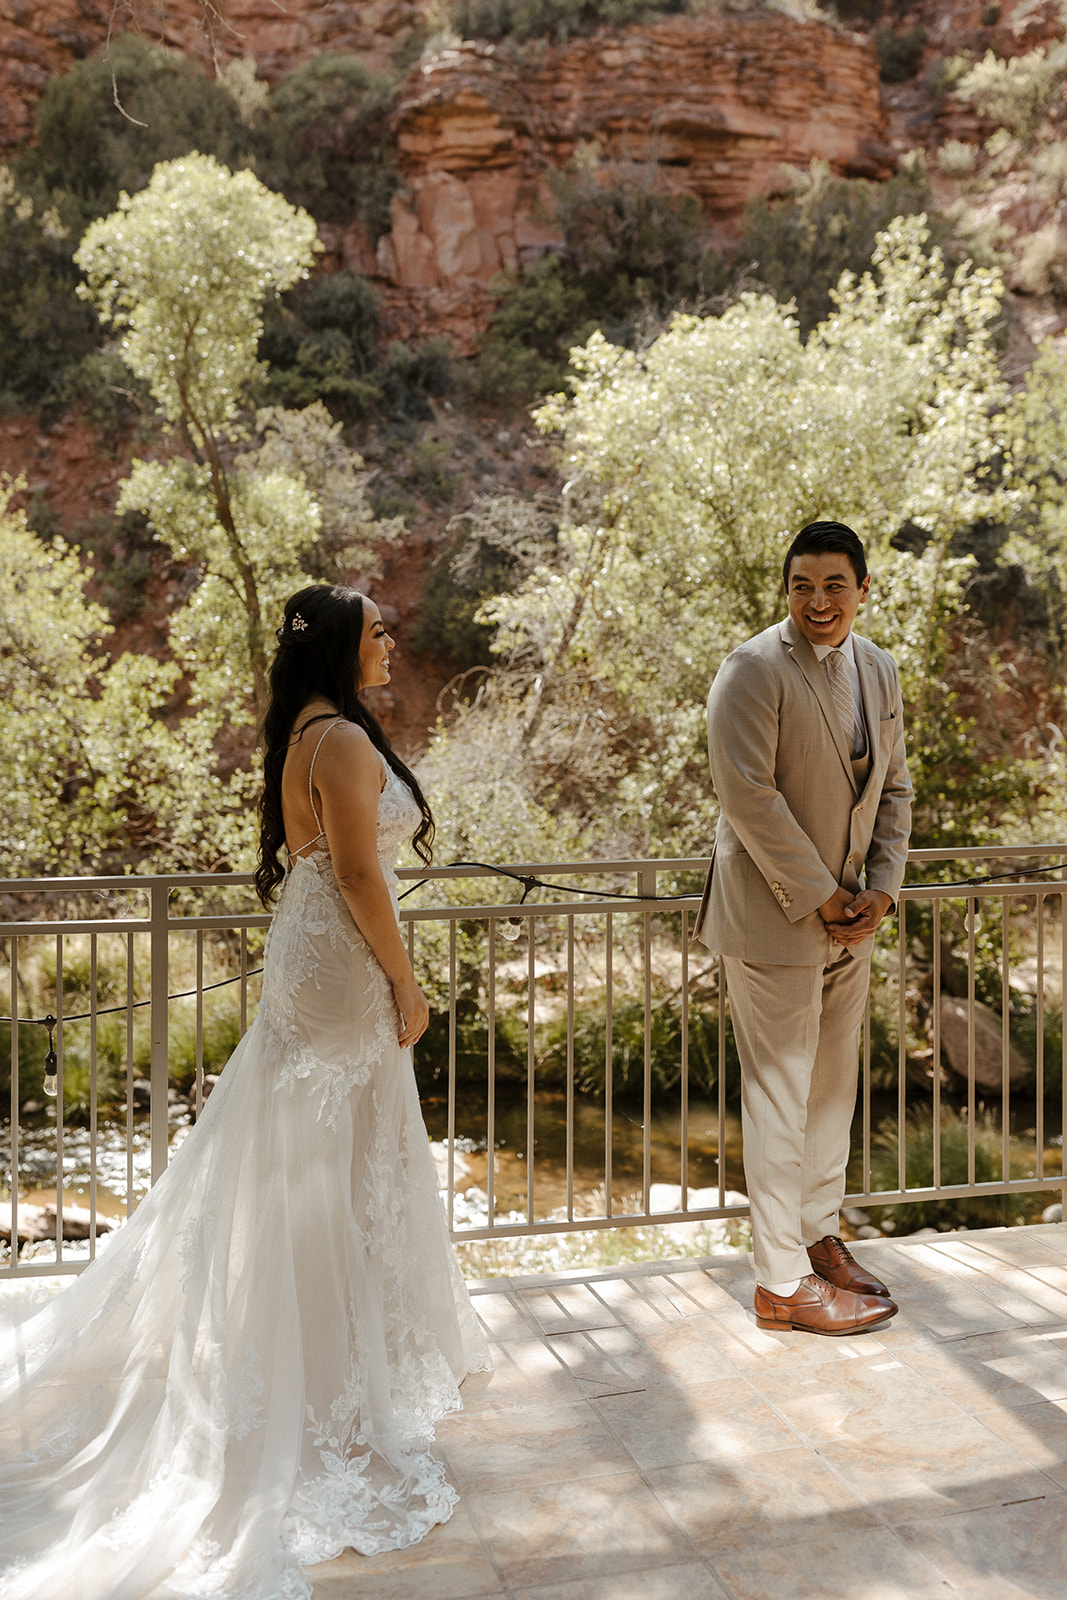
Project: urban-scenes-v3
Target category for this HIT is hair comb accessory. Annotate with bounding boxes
[291,613,308,632]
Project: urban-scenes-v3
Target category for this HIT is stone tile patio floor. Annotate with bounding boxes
[309,1223,1067,1600]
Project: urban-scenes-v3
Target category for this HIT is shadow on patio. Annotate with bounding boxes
[308,1222,1067,1600]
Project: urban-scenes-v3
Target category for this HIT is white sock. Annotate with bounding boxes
[762,1278,802,1297]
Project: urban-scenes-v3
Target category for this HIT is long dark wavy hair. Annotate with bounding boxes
[255,584,434,906]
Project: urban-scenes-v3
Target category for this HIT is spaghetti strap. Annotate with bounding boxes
[289,718,345,859]
[307,719,344,829]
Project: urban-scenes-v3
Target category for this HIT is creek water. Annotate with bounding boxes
[421,1086,747,1218]
[2,1087,747,1230]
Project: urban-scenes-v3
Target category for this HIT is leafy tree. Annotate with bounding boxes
[0,480,252,876]
[427,218,1027,863]
[76,153,324,720]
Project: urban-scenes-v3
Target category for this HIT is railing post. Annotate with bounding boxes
[149,880,170,1185]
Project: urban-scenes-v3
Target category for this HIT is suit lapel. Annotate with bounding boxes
[778,618,858,793]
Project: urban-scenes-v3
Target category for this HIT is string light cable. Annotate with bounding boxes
[6,855,1067,1093]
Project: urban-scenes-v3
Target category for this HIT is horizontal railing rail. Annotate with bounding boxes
[2,848,1064,1276]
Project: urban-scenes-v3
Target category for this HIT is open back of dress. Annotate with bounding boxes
[0,754,490,1600]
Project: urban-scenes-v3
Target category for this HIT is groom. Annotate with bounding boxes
[694,521,913,1335]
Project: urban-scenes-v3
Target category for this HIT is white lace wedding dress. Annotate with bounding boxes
[0,756,492,1600]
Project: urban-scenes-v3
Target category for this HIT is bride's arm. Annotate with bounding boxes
[315,723,430,1048]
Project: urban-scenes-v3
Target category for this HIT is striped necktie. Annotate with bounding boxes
[827,648,857,753]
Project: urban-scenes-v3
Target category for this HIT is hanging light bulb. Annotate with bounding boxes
[43,1047,58,1098]
[499,875,538,943]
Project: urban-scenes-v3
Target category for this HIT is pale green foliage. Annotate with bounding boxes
[73,154,398,779]
[0,481,253,876]
[236,403,400,576]
[937,140,979,178]
[75,153,318,439]
[76,155,327,720]
[1014,222,1067,298]
[216,57,270,125]
[934,54,976,95]
[424,218,1020,857]
[1030,138,1067,199]
[956,46,1067,144]
[1004,338,1067,630]
[117,456,322,721]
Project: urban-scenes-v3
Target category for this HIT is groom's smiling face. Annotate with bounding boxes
[785,552,870,649]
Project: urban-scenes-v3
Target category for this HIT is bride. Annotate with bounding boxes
[0,584,492,1599]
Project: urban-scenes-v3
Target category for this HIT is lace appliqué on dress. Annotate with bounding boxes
[259,866,391,1131]
[223,1344,266,1442]
[258,772,420,1132]
[19,1384,103,1465]
[288,1359,459,1562]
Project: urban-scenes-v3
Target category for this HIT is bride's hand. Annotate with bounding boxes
[392,977,430,1048]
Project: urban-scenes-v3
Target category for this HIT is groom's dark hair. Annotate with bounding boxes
[782,521,868,589]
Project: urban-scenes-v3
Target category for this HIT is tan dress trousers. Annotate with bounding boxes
[723,945,872,1286]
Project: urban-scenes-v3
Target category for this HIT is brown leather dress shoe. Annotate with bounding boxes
[754,1273,897,1336]
[807,1235,890,1298]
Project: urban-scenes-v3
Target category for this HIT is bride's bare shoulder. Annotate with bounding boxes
[304,719,383,793]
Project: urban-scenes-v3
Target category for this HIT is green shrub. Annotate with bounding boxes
[413,493,558,663]
[166,1006,246,1095]
[449,0,682,45]
[477,257,592,401]
[23,39,399,241]
[551,168,724,309]
[80,511,157,621]
[0,176,100,410]
[258,53,399,234]
[478,173,726,401]
[537,998,739,1098]
[58,345,152,436]
[877,27,927,84]
[406,437,461,507]
[380,339,456,419]
[414,526,529,662]
[24,34,255,226]
[1009,1001,1063,1097]
[414,1006,528,1091]
[866,1108,1047,1231]
[828,0,878,19]
[738,159,959,338]
[260,274,454,421]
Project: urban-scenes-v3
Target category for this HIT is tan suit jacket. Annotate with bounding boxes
[693,617,913,965]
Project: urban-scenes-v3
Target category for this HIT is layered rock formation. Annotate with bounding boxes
[0,1,891,348]
[376,15,890,311]
[0,0,419,146]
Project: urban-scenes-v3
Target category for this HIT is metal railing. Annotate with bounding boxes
[2,848,1065,1277]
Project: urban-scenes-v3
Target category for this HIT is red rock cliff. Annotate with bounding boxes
[0,2,889,349]
[365,12,891,347]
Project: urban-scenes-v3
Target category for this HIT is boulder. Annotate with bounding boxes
[937,994,1031,1090]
